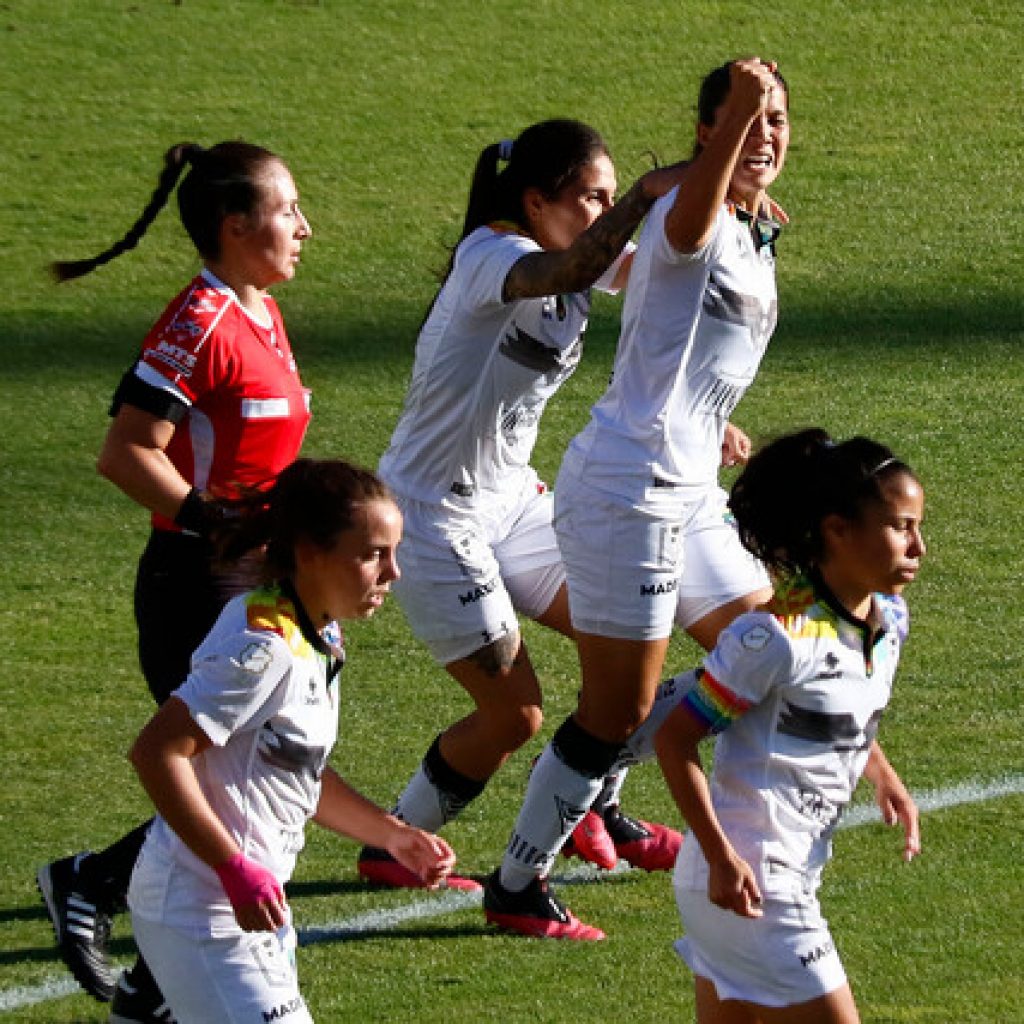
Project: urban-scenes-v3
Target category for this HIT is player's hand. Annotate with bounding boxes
[875,774,921,862]
[728,58,780,120]
[386,825,458,889]
[215,852,289,932]
[721,422,752,468]
[708,850,763,918]
[638,159,692,202]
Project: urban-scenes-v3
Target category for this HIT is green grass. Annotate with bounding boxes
[2,0,1022,1020]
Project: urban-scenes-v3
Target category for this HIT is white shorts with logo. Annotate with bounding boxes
[554,474,770,641]
[673,885,848,1007]
[132,915,313,1024]
[390,475,565,664]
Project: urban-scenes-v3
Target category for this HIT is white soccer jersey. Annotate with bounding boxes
[378,225,624,513]
[129,584,344,938]
[562,188,778,506]
[675,577,905,900]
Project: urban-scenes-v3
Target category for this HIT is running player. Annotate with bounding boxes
[127,458,455,1024]
[656,429,923,1023]
[36,141,313,1021]
[357,120,693,897]
[482,59,786,937]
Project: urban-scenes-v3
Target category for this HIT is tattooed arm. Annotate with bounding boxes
[502,161,691,302]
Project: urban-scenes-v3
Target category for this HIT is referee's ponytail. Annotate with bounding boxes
[51,140,283,282]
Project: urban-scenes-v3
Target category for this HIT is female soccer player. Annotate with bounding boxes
[358,120,693,902]
[126,458,455,1024]
[37,141,313,1019]
[481,59,787,937]
[656,429,923,1023]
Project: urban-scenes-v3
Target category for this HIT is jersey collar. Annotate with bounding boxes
[730,203,781,254]
[807,570,889,669]
[279,579,346,677]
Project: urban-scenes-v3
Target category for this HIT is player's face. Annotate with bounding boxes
[307,499,403,623]
[240,162,312,288]
[836,473,927,599]
[702,84,790,210]
[526,152,617,251]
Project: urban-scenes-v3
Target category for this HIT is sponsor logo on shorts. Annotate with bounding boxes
[459,579,498,605]
[640,579,678,597]
[262,996,306,1022]
[799,939,836,968]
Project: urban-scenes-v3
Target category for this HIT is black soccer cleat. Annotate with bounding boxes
[36,854,117,1002]
[108,967,177,1024]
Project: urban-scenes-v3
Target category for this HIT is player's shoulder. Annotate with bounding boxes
[157,274,238,347]
[764,576,838,643]
[243,586,314,659]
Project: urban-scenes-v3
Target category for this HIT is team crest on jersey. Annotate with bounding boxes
[238,641,274,676]
[741,625,772,651]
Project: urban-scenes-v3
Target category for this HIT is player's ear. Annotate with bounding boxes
[522,187,545,231]
[221,212,251,241]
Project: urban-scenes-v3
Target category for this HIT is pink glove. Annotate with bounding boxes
[214,852,284,911]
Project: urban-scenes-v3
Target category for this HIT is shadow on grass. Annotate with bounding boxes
[0,936,136,969]
[3,287,1022,382]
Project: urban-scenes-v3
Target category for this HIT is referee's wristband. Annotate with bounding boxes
[173,488,219,537]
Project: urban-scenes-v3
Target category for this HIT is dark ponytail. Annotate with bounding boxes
[51,140,282,282]
[212,459,393,582]
[438,118,609,282]
[728,428,915,577]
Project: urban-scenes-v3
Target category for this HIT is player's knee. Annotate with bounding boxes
[508,703,544,747]
[576,696,653,745]
[465,630,522,679]
[552,716,623,779]
[479,701,542,751]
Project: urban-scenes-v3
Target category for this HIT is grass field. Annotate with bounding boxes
[2,1,1023,1021]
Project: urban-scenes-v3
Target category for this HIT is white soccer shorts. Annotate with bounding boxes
[132,916,312,1024]
[555,477,767,641]
[390,479,564,664]
[673,886,848,1007]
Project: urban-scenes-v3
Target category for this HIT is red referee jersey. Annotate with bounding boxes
[133,270,311,530]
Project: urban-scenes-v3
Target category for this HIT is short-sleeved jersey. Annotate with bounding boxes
[123,269,311,530]
[128,583,344,938]
[675,576,904,899]
[561,190,778,508]
[378,226,625,515]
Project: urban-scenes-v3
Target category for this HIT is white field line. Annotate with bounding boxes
[4,773,1023,1013]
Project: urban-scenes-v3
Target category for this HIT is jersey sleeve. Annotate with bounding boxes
[651,188,728,266]
[109,364,189,422]
[455,228,540,310]
[681,612,792,734]
[592,241,637,295]
[175,629,293,747]
[136,280,235,407]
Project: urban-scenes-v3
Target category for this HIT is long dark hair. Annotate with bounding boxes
[728,428,916,577]
[214,458,394,582]
[439,118,609,280]
[692,60,789,158]
[52,140,283,281]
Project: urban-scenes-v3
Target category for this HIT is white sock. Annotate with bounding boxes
[498,742,603,892]
[591,767,627,815]
[392,764,451,833]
